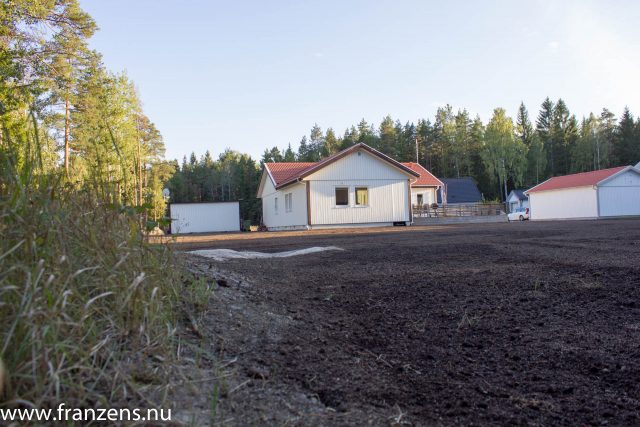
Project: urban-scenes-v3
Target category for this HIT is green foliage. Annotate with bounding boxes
[167,150,261,224]
[614,108,639,166]
[0,0,202,413]
[257,100,638,202]
[481,108,527,199]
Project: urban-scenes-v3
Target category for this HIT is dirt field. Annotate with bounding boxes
[175,219,640,426]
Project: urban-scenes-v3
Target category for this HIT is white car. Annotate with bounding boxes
[508,207,529,221]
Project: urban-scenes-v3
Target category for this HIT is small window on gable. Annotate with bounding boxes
[274,197,278,214]
[335,187,349,206]
[285,193,292,212]
[355,187,369,206]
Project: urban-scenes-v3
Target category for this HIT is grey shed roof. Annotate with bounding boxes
[508,189,528,201]
[437,177,482,204]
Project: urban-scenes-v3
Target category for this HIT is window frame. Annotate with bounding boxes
[274,196,278,215]
[334,186,349,207]
[285,192,293,213]
[354,186,369,207]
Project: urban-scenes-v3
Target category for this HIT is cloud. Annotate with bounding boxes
[547,40,560,51]
[313,52,323,58]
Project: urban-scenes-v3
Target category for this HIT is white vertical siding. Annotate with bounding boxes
[170,202,240,233]
[309,180,409,225]
[598,169,640,217]
[529,186,598,220]
[411,188,437,206]
[261,177,308,229]
[305,149,411,225]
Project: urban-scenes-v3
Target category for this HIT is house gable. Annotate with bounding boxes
[597,167,640,187]
[304,147,414,182]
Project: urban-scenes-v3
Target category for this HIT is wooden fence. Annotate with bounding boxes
[412,203,506,218]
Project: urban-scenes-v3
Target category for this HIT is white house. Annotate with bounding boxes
[525,165,640,220]
[170,202,240,233]
[403,162,443,207]
[257,143,443,230]
[506,190,529,213]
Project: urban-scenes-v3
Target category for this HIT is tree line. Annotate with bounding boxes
[170,100,639,225]
[166,150,262,225]
[263,101,640,200]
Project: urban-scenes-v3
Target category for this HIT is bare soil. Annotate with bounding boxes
[174,220,640,426]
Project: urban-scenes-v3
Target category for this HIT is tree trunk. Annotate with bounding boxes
[64,93,70,175]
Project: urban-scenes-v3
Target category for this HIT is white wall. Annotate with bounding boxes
[309,180,409,225]
[529,186,598,220]
[598,169,640,217]
[411,188,437,206]
[306,149,411,225]
[170,202,240,233]
[507,196,529,212]
[261,177,308,229]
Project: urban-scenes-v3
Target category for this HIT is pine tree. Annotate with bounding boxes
[379,115,396,157]
[322,128,340,156]
[340,126,358,150]
[357,119,378,147]
[402,121,417,163]
[598,108,616,168]
[261,147,283,164]
[283,143,296,161]
[614,107,637,165]
[453,109,472,177]
[308,124,324,161]
[572,114,598,172]
[416,119,433,169]
[297,136,312,161]
[550,99,576,175]
[515,102,534,146]
[536,97,555,176]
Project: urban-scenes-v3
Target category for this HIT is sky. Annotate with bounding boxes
[80,0,640,162]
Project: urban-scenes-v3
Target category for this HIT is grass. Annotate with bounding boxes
[0,154,208,415]
[457,309,482,330]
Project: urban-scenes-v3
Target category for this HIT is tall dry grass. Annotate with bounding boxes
[0,123,205,414]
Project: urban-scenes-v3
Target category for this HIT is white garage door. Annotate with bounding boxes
[170,202,240,233]
[599,187,640,217]
[598,169,640,217]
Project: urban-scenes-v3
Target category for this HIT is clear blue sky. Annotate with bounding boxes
[80,0,640,162]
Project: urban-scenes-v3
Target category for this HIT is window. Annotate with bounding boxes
[355,187,369,206]
[335,187,349,206]
[274,197,278,214]
[285,193,292,212]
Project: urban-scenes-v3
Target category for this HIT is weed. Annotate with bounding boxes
[0,147,211,414]
[458,309,482,329]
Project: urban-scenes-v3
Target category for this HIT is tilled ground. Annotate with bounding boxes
[176,220,640,426]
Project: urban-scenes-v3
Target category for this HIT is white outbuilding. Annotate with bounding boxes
[257,143,436,230]
[170,202,240,233]
[506,190,529,213]
[525,165,640,220]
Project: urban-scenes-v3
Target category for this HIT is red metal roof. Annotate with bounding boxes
[264,144,442,189]
[526,166,627,194]
[401,162,443,187]
[265,162,316,186]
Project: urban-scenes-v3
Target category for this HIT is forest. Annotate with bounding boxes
[169,101,640,223]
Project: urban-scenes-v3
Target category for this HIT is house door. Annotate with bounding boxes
[417,194,423,206]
